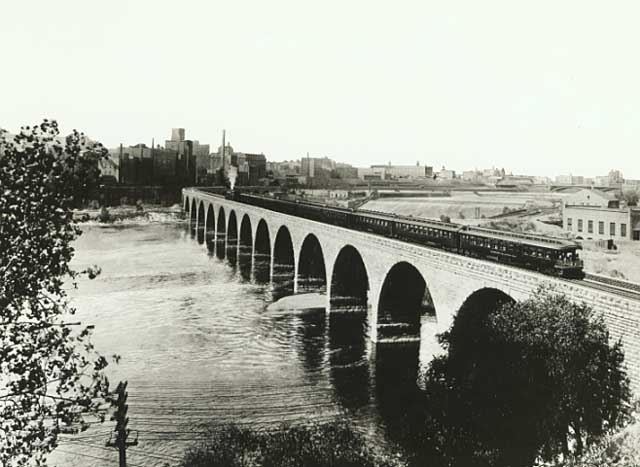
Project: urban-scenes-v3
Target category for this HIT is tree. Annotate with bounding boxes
[420,285,630,467]
[0,121,113,465]
[618,189,639,207]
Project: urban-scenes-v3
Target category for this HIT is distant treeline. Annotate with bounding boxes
[90,185,183,207]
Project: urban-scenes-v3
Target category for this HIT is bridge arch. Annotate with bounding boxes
[216,206,226,259]
[254,219,271,283]
[297,234,327,293]
[458,287,514,316]
[226,210,239,265]
[189,199,197,236]
[205,204,215,250]
[449,287,516,349]
[377,262,435,341]
[183,196,190,213]
[330,245,369,311]
[238,214,253,280]
[239,214,252,253]
[196,201,205,244]
[273,225,295,297]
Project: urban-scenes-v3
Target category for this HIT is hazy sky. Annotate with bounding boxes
[2,1,640,178]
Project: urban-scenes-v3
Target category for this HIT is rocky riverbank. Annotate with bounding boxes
[73,204,185,225]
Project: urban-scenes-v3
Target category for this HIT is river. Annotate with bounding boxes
[48,219,438,467]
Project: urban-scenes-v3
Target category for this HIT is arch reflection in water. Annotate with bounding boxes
[238,214,253,281]
[205,204,215,251]
[272,226,295,300]
[328,245,370,409]
[294,307,327,385]
[373,343,428,457]
[254,219,271,284]
[226,210,238,267]
[216,207,226,259]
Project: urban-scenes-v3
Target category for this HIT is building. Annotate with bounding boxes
[269,160,301,177]
[165,128,195,184]
[99,157,119,184]
[333,163,358,179]
[461,170,481,182]
[571,175,585,185]
[495,176,534,187]
[301,156,336,179]
[555,174,594,186]
[555,174,573,185]
[562,188,640,241]
[437,167,456,180]
[564,188,619,208]
[152,146,179,186]
[118,144,153,185]
[191,140,211,183]
[210,140,267,186]
[357,166,386,181]
[532,176,552,185]
[243,153,267,185]
[370,163,433,180]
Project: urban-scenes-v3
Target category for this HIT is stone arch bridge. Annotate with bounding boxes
[183,188,640,390]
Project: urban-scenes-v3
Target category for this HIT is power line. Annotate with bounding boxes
[53,448,146,467]
[66,439,183,464]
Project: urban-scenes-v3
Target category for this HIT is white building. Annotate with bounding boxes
[562,189,640,241]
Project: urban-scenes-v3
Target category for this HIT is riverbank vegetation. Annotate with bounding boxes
[181,422,407,467]
[74,203,184,224]
[0,121,113,465]
[416,285,631,467]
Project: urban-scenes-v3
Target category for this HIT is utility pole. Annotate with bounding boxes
[106,381,137,467]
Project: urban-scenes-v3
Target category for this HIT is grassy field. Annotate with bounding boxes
[361,191,566,221]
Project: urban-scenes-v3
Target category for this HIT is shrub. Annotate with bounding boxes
[98,206,111,223]
[420,285,631,467]
[182,422,406,467]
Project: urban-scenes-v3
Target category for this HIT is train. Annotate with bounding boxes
[224,190,585,279]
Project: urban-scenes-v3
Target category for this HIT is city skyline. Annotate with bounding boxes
[3,1,640,178]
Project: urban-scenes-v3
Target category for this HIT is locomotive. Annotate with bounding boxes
[225,190,584,279]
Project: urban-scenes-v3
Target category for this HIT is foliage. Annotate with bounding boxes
[0,121,113,465]
[560,400,640,467]
[439,214,451,223]
[98,206,111,223]
[418,285,631,467]
[482,219,537,233]
[617,189,639,207]
[182,421,407,467]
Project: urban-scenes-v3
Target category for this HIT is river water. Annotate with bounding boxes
[49,219,438,467]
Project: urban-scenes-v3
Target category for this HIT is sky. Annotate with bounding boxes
[1,0,640,178]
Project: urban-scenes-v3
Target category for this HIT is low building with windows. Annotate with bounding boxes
[562,189,640,241]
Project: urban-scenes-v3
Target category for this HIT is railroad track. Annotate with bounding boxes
[567,274,640,301]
